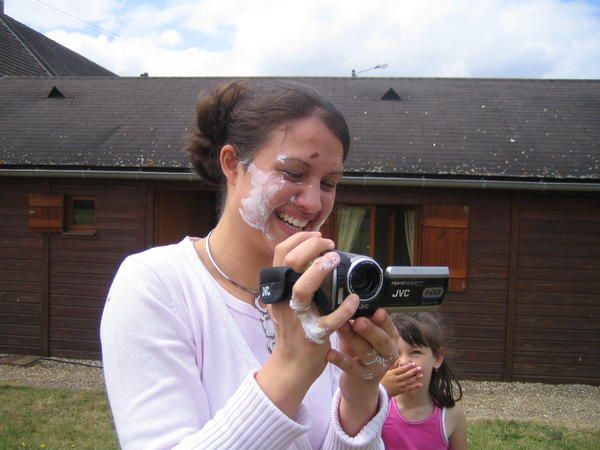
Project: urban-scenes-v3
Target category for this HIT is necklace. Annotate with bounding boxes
[254,296,276,353]
[205,229,259,296]
[205,230,275,353]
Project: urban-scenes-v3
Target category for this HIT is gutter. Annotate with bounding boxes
[1,168,600,192]
[341,175,600,192]
[0,168,200,182]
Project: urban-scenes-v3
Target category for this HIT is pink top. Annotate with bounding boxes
[382,397,449,450]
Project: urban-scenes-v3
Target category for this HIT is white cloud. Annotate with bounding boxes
[7,0,600,78]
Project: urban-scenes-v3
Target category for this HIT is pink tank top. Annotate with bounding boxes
[381,397,449,450]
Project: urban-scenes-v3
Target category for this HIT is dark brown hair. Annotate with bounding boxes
[391,312,463,408]
[185,79,350,188]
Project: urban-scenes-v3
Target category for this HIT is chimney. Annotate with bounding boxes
[1,1,4,15]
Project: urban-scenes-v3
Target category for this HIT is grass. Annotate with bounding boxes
[1,384,598,450]
[0,385,117,449]
[468,419,600,450]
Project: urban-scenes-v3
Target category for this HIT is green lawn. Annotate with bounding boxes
[1,384,598,449]
[468,420,600,450]
[0,385,117,449]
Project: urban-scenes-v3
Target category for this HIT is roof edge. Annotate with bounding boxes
[342,175,600,192]
[1,168,600,192]
[1,15,52,75]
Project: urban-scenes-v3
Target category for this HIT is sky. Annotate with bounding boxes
[6,0,600,78]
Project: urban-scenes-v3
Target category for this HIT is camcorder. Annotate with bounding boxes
[259,251,449,318]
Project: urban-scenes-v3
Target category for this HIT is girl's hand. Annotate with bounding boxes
[381,361,423,397]
[256,232,359,418]
[327,308,400,435]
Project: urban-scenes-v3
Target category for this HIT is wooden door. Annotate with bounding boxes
[156,189,217,245]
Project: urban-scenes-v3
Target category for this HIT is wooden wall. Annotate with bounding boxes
[510,193,600,385]
[1,178,598,385]
[0,179,46,355]
[336,186,600,385]
[47,181,149,359]
[0,179,150,359]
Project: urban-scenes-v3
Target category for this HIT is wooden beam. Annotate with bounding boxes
[503,191,520,381]
[40,180,51,356]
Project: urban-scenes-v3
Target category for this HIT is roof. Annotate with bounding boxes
[0,14,115,77]
[0,76,599,182]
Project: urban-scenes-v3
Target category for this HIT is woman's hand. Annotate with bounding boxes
[381,361,423,397]
[327,308,400,436]
[255,232,359,419]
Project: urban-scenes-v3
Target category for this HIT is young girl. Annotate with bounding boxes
[381,313,467,450]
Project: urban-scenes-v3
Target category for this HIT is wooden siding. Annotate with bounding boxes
[0,180,46,355]
[1,178,598,385]
[512,193,600,385]
[47,181,147,359]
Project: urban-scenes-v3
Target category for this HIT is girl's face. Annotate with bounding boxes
[396,335,444,391]
[232,115,344,248]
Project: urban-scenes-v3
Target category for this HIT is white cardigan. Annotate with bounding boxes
[100,237,388,450]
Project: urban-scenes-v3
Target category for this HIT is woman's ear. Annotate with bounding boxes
[220,145,240,185]
[434,347,446,370]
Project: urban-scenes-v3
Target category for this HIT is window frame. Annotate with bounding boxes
[333,204,421,264]
[64,195,97,234]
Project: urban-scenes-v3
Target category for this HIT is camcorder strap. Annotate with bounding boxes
[259,267,333,315]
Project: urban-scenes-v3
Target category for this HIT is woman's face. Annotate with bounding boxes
[231,115,344,248]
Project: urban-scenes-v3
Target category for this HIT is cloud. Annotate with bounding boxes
[8,0,600,78]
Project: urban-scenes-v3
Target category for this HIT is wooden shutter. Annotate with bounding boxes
[28,194,64,231]
[421,205,469,292]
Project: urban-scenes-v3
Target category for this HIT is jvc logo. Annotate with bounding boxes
[261,286,271,298]
[392,289,411,298]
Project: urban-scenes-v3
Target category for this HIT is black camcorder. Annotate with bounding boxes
[259,251,449,318]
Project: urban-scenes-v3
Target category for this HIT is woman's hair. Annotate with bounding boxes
[391,312,463,408]
[185,79,350,188]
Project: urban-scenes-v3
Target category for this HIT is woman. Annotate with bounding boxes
[101,80,400,449]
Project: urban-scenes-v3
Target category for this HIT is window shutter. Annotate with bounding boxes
[28,194,64,231]
[421,205,469,292]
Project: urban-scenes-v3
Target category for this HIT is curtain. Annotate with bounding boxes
[337,207,367,252]
[404,209,416,265]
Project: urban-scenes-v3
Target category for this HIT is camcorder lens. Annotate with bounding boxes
[348,261,382,299]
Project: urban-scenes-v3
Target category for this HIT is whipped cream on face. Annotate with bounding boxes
[239,163,286,234]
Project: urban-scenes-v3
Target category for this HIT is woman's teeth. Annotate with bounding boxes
[277,212,309,230]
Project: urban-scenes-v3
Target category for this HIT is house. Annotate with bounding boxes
[0,1,115,77]
[0,76,598,385]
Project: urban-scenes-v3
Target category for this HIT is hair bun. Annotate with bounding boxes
[185,81,248,185]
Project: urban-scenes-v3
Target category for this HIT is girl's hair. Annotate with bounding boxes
[391,312,463,408]
[185,79,350,188]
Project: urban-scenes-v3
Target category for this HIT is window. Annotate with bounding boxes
[336,206,372,254]
[335,205,417,266]
[65,196,96,233]
[333,204,469,292]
